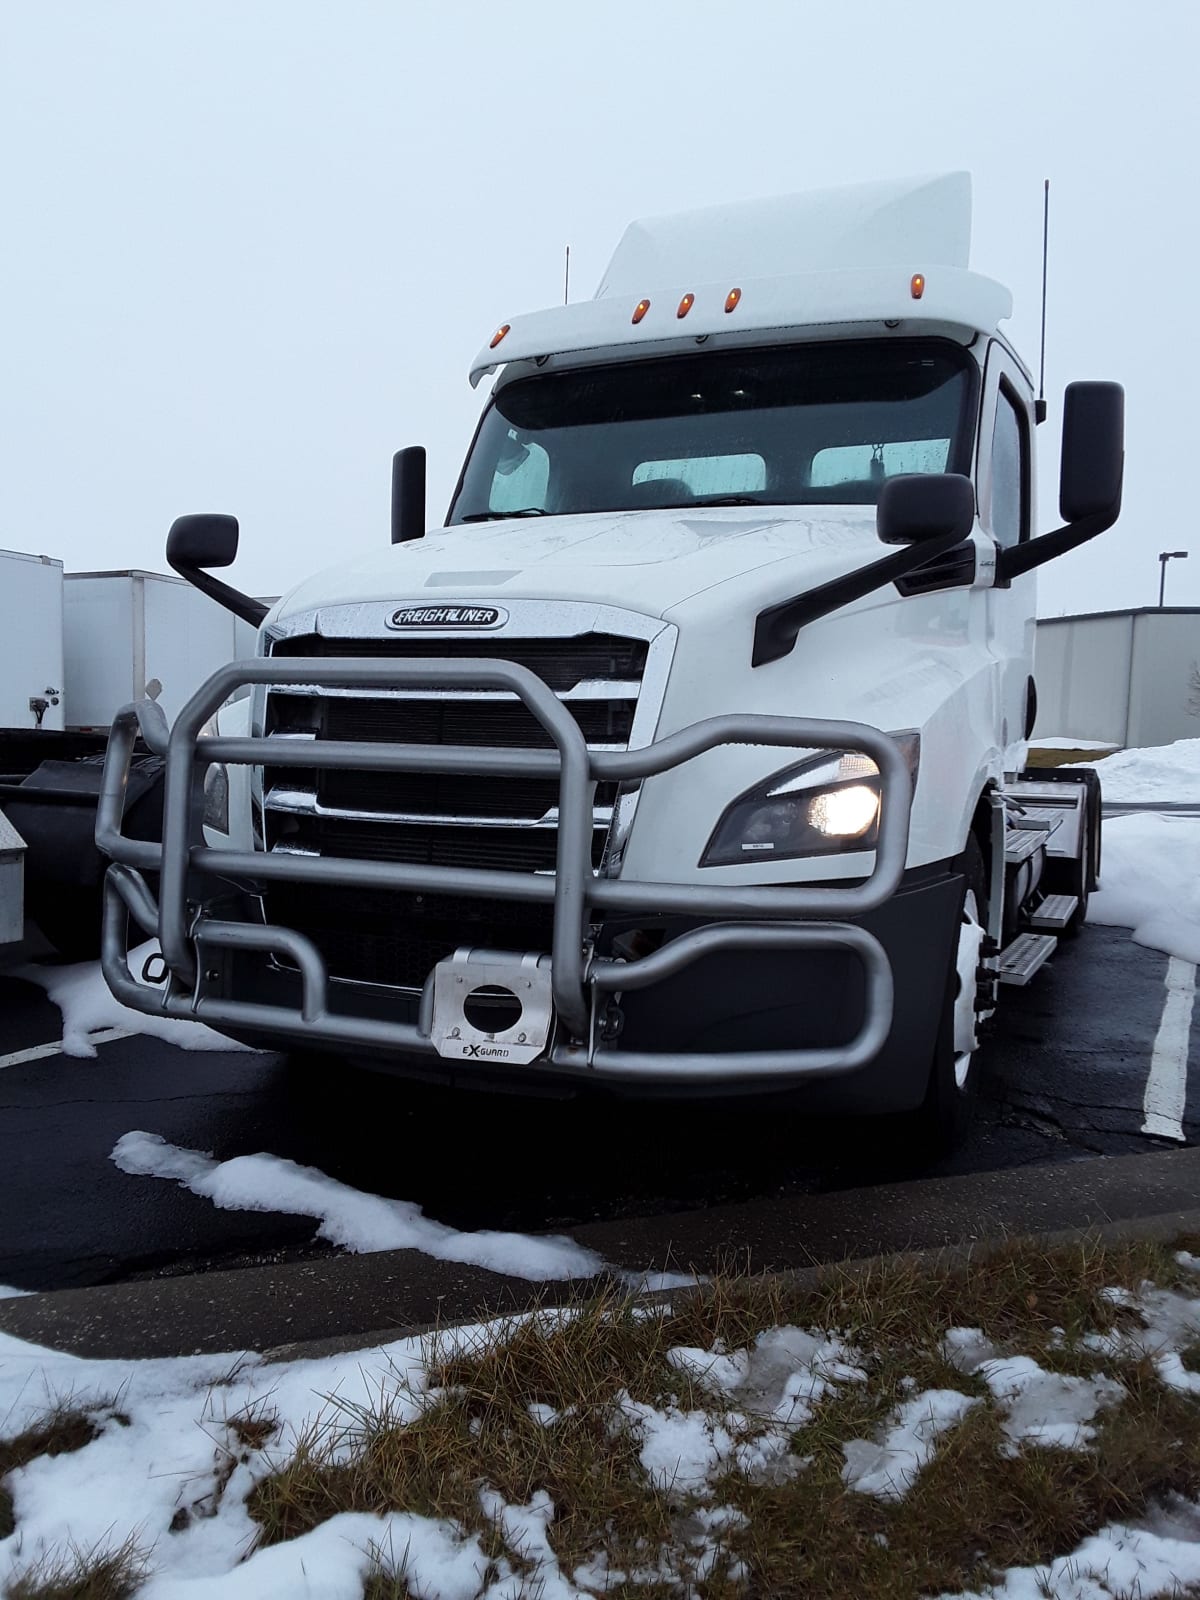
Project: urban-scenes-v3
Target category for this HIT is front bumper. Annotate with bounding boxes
[96,655,916,1091]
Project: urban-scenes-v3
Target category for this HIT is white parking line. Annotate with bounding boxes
[0,1027,134,1070]
[1141,957,1196,1143]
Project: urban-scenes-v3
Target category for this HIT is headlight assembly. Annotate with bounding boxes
[700,733,919,866]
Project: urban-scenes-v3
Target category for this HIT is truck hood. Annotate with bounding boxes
[271,507,882,626]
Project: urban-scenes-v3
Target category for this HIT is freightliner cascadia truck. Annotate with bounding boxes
[96,173,1123,1151]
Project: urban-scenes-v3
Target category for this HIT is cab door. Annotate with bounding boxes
[976,342,1038,769]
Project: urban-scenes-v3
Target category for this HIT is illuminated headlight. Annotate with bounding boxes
[199,713,230,834]
[701,734,919,866]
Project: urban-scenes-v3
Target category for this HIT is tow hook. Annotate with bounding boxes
[141,951,169,985]
[598,1000,625,1043]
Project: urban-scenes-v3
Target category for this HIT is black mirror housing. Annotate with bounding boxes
[876,473,976,546]
[166,513,240,571]
[165,512,266,628]
[1060,381,1124,524]
[997,380,1125,583]
[392,446,427,543]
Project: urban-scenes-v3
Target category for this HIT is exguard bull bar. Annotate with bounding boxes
[95,657,913,1084]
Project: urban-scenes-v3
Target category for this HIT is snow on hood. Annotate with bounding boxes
[272,506,880,625]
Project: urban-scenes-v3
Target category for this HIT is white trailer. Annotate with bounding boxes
[0,548,64,733]
[96,173,1123,1153]
[2,561,262,956]
[63,570,259,732]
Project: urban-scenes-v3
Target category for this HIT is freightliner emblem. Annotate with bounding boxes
[385,604,507,630]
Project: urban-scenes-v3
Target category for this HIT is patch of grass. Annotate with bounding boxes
[707,1349,1200,1600]
[245,1235,1200,1600]
[3,1535,147,1600]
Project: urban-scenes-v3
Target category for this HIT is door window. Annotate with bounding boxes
[989,387,1029,549]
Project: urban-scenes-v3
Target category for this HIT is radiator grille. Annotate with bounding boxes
[260,628,651,989]
[262,885,557,992]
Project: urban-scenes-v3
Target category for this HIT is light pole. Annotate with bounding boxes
[1159,550,1188,607]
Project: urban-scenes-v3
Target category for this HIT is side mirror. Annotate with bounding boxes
[166,512,267,628]
[998,380,1125,582]
[1060,381,1124,524]
[876,473,976,546]
[391,445,427,543]
[166,513,240,570]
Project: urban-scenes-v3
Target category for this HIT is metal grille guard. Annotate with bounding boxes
[96,657,913,1084]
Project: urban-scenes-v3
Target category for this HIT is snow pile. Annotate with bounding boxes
[1088,813,1200,962]
[943,1332,1125,1453]
[0,1315,518,1600]
[668,1326,867,1427]
[944,1509,1200,1599]
[17,941,251,1056]
[113,1131,606,1283]
[975,1357,1124,1453]
[841,1389,978,1500]
[1081,1283,1200,1395]
[1065,736,1200,802]
[614,1392,737,1495]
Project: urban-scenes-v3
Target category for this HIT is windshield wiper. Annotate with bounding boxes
[692,494,768,506]
[460,507,548,523]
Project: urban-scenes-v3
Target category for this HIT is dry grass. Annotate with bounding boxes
[1025,745,1118,769]
[3,1534,147,1600]
[245,1235,1200,1599]
[4,1236,1198,1598]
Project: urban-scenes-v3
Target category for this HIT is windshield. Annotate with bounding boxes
[447,339,977,523]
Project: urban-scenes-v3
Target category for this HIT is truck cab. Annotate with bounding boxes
[96,173,1123,1151]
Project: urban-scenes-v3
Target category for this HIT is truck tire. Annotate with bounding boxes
[910,835,989,1156]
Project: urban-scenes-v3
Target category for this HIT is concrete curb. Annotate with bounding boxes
[2,1145,1198,1361]
[257,1205,1200,1367]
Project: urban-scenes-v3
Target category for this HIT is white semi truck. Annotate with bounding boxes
[96,173,1122,1149]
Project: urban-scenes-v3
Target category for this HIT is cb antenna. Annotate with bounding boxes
[564,244,570,305]
[1035,179,1049,424]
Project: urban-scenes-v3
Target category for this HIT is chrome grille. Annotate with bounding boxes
[258,615,665,990]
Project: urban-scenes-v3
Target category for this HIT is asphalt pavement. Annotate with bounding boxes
[1,923,1196,1295]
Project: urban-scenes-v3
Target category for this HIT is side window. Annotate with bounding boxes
[489,432,550,513]
[989,387,1029,549]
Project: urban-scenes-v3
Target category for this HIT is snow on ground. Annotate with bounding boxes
[0,1319,499,1599]
[15,940,253,1056]
[1065,735,1200,802]
[841,1389,978,1500]
[942,1509,1200,1600]
[668,1326,867,1428]
[1060,736,1200,961]
[112,1131,606,1283]
[3,1276,1200,1597]
[1088,813,1200,963]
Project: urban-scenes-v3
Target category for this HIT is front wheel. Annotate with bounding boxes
[908,835,990,1157]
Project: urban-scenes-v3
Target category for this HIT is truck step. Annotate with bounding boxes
[1028,893,1079,932]
[1004,829,1045,865]
[998,931,1058,987]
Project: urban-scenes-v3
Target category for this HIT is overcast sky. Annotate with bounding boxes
[2,0,1196,616]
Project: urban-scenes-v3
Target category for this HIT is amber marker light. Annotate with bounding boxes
[489,323,511,349]
[724,287,742,313]
[676,292,695,319]
[910,273,926,300]
[632,298,651,324]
